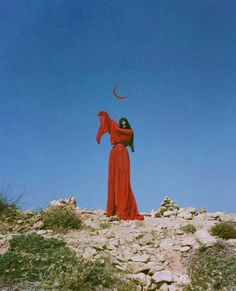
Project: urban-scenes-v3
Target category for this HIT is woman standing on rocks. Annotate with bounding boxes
[96,111,144,220]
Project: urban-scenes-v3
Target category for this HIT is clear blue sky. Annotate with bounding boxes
[1,0,236,213]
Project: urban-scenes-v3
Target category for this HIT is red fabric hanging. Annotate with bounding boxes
[97,111,144,220]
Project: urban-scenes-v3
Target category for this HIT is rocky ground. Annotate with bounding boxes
[0,197,236,290]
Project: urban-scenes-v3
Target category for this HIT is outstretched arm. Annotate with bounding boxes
[96,111,112,144]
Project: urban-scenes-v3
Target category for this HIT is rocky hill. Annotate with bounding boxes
[0,197,236,290]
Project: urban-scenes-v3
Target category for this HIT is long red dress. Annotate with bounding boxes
[96,112,144,220]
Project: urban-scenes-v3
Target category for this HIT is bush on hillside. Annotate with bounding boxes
[40,206,82,233]
[211,221,236,240]
[187,242,236,290]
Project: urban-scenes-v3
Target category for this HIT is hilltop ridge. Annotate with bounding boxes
[1,196,236,290]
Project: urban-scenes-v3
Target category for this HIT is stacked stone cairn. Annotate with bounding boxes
[153,196,206,220]
[154,196,180,218]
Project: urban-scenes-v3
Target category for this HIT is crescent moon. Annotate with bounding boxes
[113,85,128,99]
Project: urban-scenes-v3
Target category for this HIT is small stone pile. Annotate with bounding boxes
[153,196,207,220]
[154,196,180,218]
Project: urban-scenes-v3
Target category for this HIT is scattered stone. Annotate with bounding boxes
[159,239,174,250]
[139,233,154,245]
[178,208,194,220]
[168,284,179,291]
[0,247,9,255]
[49,197,76,208]
[180,246,191,252]
[149,264,164,275]
[194,229,217,246]
[131,254,150,263]
[128,273,147,285]
[181,237,196,247]
[163,210,175,217]
[152,270,174,284]
[36,230,47,235]
[207,212,224,221]
[198,207,206,214]
[176,229,184,235]
[82,247,97,259]
[129,262,150,274]
[32,220,44,229]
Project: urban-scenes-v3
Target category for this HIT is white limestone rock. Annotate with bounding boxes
[181,237,196,247]
[152,270,174,284]
[0,247,9,255]
[180,246,191,252]
[127,273,147,285]
[159,239,175,250]
[82,247,97,259]
[36,230,47,235]
[129,262,150,274]
[198,207,207,214]
[163,210,175,217]
[146,275,152,287]
[139,233,154,245]
[178,209,193,220]
[91,237,107,249]
[227,239,236,250]
[173,273,191,285]
[207,212,224,220]
[194,229,217,246]
[160,283,169,291]
[49,197,76,208]
[176,229,184,235]
[32,220,44,229]
[0,237,7,246]
[131,254,150,263]
[168,284,178,291]
[148,264,164,275]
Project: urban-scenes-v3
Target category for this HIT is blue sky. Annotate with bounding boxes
[0,0,236,213]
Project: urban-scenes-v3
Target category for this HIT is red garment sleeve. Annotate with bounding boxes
[96,111,111,143]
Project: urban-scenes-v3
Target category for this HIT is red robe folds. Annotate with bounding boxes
[97,112,144,220]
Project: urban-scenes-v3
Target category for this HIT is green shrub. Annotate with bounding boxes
[0,233,78,286]
[0,234,136,290]
[40,206,82,233]
[211,221,236,240]
[58,260,117,290]
[187,242,236,290]
[58,259,137,291]
[181,224,196,234]
[0,191,19,222]
[10,232,67,254]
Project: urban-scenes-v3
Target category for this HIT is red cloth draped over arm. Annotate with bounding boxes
[96,111,111,144]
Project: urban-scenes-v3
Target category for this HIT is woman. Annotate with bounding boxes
[96,111,144,220]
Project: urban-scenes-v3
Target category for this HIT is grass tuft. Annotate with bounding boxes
[0,191,19,222]
[187,242,236,290]
[210,221,236,240]
[40,206,82,233]
[181,224,196,234]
